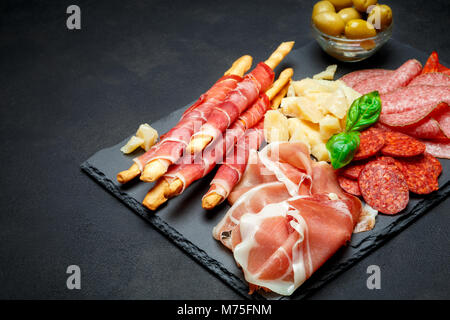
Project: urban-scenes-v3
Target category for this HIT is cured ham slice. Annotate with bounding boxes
[202,121,265,203]
[212,142,361,295]
[164,96,270,194]
[186,41,294,155]
[231,194,359,295]
[189,63,274,149]
[134,74,243,170]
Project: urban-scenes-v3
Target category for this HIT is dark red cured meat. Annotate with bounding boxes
[408,72,450,87]
[338,176,361,196]
[394,154,441,194]
[379,85,450,127]
[358,159,409,215]
[381,131,425,157]
[340,69,393,88]
[339,161,367,180]
[353,127,385,160]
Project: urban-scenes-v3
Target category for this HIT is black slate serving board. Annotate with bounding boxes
[81,40,450,300]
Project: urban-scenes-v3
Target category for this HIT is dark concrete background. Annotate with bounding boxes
[0,0,449,299]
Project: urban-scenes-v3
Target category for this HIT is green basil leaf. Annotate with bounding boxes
[326,131,360,169]
[345,91,382,133]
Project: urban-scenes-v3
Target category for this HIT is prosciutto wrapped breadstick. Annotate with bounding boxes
[186,42,294,155]
[117,55,253,184]
[202,71,293,210]
[143,69,293,211]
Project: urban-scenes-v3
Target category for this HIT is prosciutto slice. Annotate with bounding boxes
[202,93,271,203]
[231,195,359,295]
[162,95,270,193]
[212,142,361,295]
[191,62,274,146]
[133,74,242,170]
[203,121,265,201]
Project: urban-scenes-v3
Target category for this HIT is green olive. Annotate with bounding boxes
[344,19,377,39]
[367,4,393,30]
[338,7,362,24]
[328,0,353,11]
[313,11,345,36]
[312,1,335,19]
[352,0,378,12]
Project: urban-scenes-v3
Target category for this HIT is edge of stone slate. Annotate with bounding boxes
[80,160,265,300]
[81,158,450,300]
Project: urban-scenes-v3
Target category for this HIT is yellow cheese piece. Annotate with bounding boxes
[292,78,339,96]
[337,80,362,106]
[264,110,290,143]
[280,96,325,123]
[286,83,296,97]
[311,142,330,161]
[319,115,342,140]
[136,123,158,151]
[323,87,348,119]
[313,65,338,80]
[120,136,145,154]
[287,118,310,149]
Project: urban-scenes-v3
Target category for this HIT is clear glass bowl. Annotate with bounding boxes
[311,21,393,62]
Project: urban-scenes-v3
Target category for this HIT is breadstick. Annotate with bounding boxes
[117,55,253,184]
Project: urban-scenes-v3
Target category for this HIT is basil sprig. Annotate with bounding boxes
[345,91,382,132]
[326,91,381,169]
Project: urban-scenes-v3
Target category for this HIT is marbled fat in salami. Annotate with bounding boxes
[379,85,450,127]
[340,69,393,88]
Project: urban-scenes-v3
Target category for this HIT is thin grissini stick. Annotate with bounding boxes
[138,55,253,183]
[186,41,295,155]
[143,69,293,211]
[116,55,253,184]
[201,79,291,209]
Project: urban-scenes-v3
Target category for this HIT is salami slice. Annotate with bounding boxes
[358,158,409,215]
[340,69,393,88]
[434,108,450,138]
[394,154,441,194]
[352,60,421,95]
[339,161,367,180]
[408,72,450,87]
[353,127,385,160]
[338,176,361,196]
[381,131,426,157]
[379,85,450,127]
[421,140,450,159]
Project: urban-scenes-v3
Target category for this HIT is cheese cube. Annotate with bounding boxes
[136,123,158,151]
[264,110,290,143]
[120,136,145,154]
[319,115,342,140]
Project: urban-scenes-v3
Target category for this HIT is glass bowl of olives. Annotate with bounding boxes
[311,0,393,62]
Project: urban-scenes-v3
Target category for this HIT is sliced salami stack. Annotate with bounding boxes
[341,52,450,159]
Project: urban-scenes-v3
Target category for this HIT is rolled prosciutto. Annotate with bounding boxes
[133,74,243,170]
[213,142,361,295]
